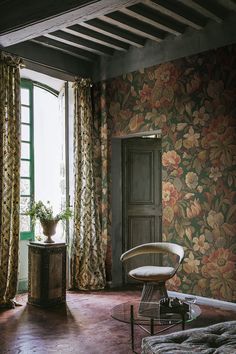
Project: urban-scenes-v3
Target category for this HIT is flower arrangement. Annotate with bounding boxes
[26,200,72,224]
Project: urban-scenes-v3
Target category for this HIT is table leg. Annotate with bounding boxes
[150,318,154,335]
[130,304,134,351]
[182,313,185,330]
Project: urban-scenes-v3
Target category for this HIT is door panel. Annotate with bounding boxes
[129,151,153,203]
[122,138,162,284]
[128,216,154,248]
[127,216,155,277]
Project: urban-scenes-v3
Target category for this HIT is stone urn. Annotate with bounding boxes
[40,219,59,243]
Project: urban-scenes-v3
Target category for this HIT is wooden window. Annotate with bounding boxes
[20,80,34,240]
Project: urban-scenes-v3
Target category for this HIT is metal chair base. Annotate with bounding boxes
[139,282,168,315]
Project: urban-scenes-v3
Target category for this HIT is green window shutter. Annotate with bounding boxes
[20,80,35,241]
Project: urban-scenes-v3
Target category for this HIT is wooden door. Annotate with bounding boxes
[122,138,162,283]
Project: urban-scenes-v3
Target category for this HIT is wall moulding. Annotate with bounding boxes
[112,129,162,139]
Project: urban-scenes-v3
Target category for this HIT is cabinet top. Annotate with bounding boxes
[28,241,67,248]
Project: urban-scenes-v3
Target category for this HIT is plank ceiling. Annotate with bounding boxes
[1,0,236,79]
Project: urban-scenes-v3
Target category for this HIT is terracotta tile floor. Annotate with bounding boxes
[1,289,236,354]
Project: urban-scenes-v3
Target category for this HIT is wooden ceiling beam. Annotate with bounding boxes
[94,12,236,82]
[82,19,146,47]
[46,30,114,56]
[5,41,92,77]
[101,12,167,42]
[217,0,236,12]
[22,60,76,82]
[146,0,207,30]
[0,0,140,47]
[177,0,227,23]
[32,36,99,62]
[66,24,130,51]
[121,3,186,35]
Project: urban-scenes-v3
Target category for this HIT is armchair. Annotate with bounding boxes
[120,242,184,304]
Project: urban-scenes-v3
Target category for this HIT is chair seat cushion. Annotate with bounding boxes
[129,266,175,281]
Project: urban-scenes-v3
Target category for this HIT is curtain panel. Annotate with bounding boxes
[71,78,106,290]
[92,82,110,280]
[0,51,21,307]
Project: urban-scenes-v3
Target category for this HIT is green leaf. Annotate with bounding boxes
[215,199,220,212]
[193,159,202,174]
[184,235,192,248]
[175,219,185,237]
[227,205,236,223]
[215,237,226,248]
[182,284,190,292]
[185,102,192,116]
[173,177,183,191]
[222,223,235,237]
[228,174,233,187]
[178,204,186,218]
[205,229,213,242]
[162,169,168,179]
[175,139,182,150]
[183,160,190,166]
[176,123,187,131]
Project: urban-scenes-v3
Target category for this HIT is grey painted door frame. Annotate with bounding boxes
[111,130,162,287]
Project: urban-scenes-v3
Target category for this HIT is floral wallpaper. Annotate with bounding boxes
[93,44,236,301]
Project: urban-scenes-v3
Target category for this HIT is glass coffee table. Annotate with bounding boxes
[111,297,201,352]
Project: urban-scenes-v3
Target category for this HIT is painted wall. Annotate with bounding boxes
[94,44,236,302]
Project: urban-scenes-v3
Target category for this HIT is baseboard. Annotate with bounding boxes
[17,279,28,293]
[169,290,236,310]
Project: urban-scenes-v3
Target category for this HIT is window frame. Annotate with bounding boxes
[20,79,60,241]
[20,79,35,240]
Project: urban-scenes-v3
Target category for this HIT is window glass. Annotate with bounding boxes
[21,124,30,141]
[20,160,30,177]
[34,86,65,242]
[20,196,31,213]
[21,106,30,123]
[20,215,31,232]
[21,142,30,159]
[20,179,30,195]
[21,88,30,105]
[20,82,33,240]
[20,81,64,242]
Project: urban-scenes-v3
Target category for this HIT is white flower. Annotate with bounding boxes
[209,167,222,182]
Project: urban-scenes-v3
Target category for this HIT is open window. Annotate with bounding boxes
[20,79,67,243]
[20,80,34,240]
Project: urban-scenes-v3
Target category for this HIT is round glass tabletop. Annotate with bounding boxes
[111,298,201,326]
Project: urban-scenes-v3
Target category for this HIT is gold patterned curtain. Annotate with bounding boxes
[0,51,21,307]
[70,78,106,290]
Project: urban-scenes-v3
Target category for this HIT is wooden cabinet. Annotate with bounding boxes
[28,242,67,307]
